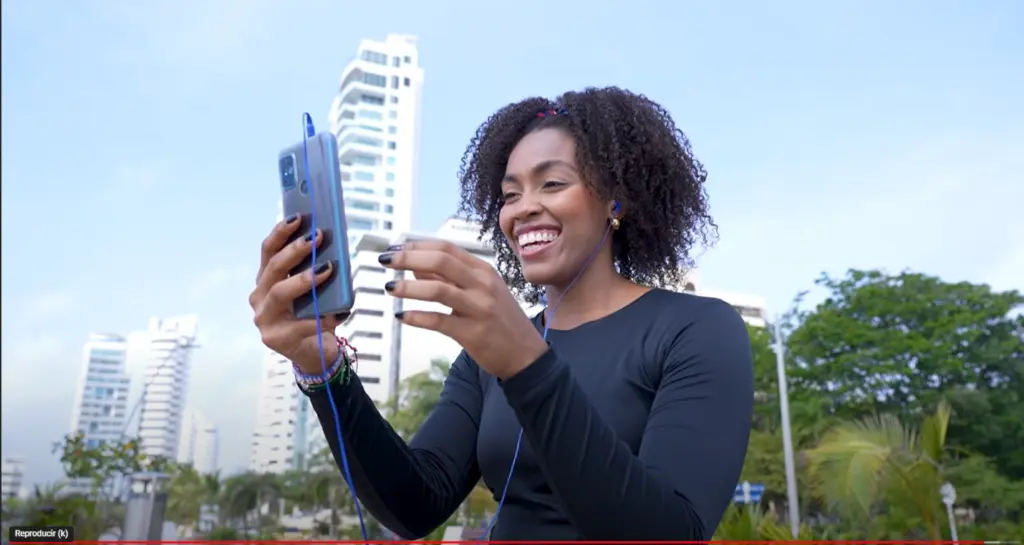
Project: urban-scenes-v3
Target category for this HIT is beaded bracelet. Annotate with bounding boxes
[294,337,358,392]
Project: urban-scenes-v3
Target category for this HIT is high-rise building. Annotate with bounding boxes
[326,33,424,248]
[69,334,131,447]
[1,457,25,501]
[250,350,308,474]
[137,316,199,460]
[177,409,219,475]
[306,217,541,456]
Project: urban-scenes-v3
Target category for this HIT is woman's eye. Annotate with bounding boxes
[543,180,566,189]
[501,193,520,202]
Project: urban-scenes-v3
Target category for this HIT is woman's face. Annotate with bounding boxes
[498,128,612,287]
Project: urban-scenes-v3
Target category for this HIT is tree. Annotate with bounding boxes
[805,401,952,540]
[787,269,1024,479]
[387,358,450,440]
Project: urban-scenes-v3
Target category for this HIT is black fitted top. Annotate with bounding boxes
[305,288,754,540]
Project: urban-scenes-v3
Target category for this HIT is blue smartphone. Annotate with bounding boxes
[278,132,354,320]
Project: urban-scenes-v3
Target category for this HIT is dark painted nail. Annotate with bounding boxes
[285,214,300,224]
[304,230,318,243]
[384,281,396,292]
[394,311,405,320]
[378,253,393,265]
[334,313,348,321]
[314,261,331,274]
[385,244,403,252]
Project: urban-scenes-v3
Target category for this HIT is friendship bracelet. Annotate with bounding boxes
[294,336,358,392]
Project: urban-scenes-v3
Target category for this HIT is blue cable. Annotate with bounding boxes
[301,112,368,543]
[481,222,614,539]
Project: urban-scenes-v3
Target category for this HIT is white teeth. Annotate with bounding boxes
[518,230,559,247]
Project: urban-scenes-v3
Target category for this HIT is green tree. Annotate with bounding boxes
[387,358,450,439]
[787,269,1024,479]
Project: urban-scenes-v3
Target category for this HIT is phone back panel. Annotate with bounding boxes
[278,132,354,320]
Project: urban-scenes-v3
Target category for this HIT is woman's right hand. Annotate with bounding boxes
[249,215,348,374]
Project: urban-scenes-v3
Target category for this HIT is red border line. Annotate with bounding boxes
[9,536,991,540]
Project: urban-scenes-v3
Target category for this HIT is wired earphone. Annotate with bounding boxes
[301,111,621,542]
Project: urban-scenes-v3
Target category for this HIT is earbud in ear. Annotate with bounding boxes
[612,200,621,215]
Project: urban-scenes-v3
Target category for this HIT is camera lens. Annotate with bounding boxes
[279,154,297,189]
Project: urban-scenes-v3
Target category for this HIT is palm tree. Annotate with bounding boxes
[805,400,951,540]
[166,464,206,535]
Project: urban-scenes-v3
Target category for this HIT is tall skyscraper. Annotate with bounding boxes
[1,457,25,501]
[177,409,219,475]
[137,316,199,460]
[326,33,424,248]
[69,334,131,446]
[250,350,308,474]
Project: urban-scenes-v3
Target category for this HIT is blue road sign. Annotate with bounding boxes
[733,481,765,504]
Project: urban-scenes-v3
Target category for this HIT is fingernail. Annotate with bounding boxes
[394,311,405,320]
[385,244,403,252]
[304,231,318,243]
[334,313,348,321]
[285,214,300,224]
[314,262,331,274]
[378,253,393,265]
[384,281,396,292]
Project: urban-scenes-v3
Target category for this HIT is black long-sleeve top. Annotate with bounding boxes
[304,288,754,540]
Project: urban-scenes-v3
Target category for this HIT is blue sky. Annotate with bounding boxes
[2,0,1021,486]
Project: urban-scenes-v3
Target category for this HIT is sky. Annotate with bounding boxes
[1,0,1022,487]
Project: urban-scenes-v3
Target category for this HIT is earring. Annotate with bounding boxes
[611,218,621,231]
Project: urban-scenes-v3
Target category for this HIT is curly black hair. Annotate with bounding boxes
[457,86,716,303]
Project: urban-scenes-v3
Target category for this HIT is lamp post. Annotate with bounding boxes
[774,315,801,538]
[123,471,170,541]
[940,482,959,544]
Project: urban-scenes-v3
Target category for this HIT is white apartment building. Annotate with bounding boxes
[69,334,131,447]
[250,350,309,474]
[177,409,219,475]
[327,33,424,248]
[680,270,768,328]
[137,315,200,460]
[1,457,25,501]
[306,217,541,456]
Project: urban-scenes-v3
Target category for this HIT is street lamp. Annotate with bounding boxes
[774,314,801,538]
[940,482,959,544]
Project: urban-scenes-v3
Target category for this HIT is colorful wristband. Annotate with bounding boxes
[294,337,357,392]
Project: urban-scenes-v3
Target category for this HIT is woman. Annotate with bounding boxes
[250,87,754,540]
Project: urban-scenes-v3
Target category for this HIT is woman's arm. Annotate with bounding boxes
[500,298,754,539]
[305,350,484,539]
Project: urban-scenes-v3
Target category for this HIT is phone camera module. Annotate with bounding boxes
[280,154,297,190]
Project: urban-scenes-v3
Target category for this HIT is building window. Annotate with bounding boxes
[360,353,383,362]
[360,95,384,106]
[354,308,385,317]
[362,376,381,384]
[350,186,374,195]
[348,200,380,212]
[384,204,394,214]
[390,96,399,104]
[355,287,386,297]
[386,156,397,166]
[389,111,398,119]
[392,57,400,68]
[388,126,397,135]
[353,171,374,182]
[354,136,383,148]
[361,51,387,65]
[358,109,383,121]
[350,154,378,166]
[385,188,395,197]
[362,73,386,87]
[403,77,411,87]
[350,218,376,231]
[403,56,411,63]
[355,265,386,275]
[386,172,395,182]
[353,330,383,340]
[387,141,396,150]
[391,76,399,89]
[383,221,393,230]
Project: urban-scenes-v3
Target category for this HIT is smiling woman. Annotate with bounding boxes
[250,86,754,540]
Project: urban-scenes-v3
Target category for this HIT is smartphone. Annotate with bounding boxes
[278,132,354,320]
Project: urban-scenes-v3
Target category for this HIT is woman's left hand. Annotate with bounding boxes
[380,240,549,379]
